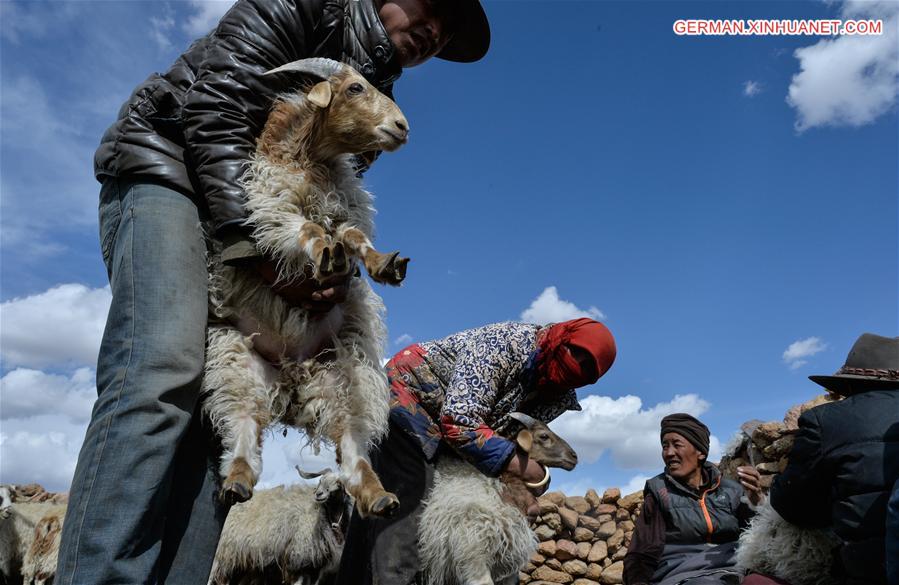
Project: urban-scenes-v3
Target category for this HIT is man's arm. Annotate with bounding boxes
[623,488,665,585]
[181,0,316,235]
[769,407,832,528]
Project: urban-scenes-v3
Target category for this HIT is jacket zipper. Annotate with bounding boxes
[698,475,721,542]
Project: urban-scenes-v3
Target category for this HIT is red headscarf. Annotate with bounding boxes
[535,318,616,391]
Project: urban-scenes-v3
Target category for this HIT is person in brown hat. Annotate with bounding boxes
[761,333,899,585]
[55,2,490,584]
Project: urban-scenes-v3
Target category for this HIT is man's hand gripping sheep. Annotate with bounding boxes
[202,58,410,519]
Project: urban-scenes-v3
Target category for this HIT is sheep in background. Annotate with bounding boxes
[0,501,66,585]
[209,468,350,585]
[203,57,410,518]
[735,499,839,585]
[0,486,12,520]
[419,413,579,585]
[22,508,65,585]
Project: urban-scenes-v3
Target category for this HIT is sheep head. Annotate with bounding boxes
[261,58,409,164]
[507,412,578,471]
[296,466,344,504]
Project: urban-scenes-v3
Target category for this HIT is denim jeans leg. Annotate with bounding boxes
[56,179,222,585]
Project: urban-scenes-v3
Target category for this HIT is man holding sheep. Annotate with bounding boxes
[55,1,491,584]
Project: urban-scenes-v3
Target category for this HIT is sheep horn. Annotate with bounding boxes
[266,58,346,80]
[508,412,539,429]
[295,465,333,479]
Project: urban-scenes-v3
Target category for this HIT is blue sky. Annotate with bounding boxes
[1,1,897,495]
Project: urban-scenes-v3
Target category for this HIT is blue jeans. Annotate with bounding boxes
[55,179,228,584]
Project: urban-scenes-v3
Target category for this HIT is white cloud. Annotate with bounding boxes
[550,393,720,470]
[1,368,96,423]
[393,333,413,346]
[0,284,111,369]
[620,473,652,497]
[184,0,235,36]
[256,429,338,489]
[520,287,606,325]
[788,1,898,131]
[743,80,762,97]
[782,336,827,370]
[0,414,89,491]
[150,13,175,51]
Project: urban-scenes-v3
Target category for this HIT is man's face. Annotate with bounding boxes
[379,0,454,68]
[662,432,705,482]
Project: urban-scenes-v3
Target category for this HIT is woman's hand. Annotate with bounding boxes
[254,258,352,313]
[736,465,764,506]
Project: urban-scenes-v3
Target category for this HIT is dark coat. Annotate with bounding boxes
[770,388,899,585]
[93,0,401,236]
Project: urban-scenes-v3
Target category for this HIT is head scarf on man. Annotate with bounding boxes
[660,413,710,456]
[535,318,616,392]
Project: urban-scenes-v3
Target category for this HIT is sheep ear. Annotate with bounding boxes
[307,81,332,108]
[516,429,533,453]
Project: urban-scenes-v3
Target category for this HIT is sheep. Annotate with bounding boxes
[22,508,65,585]
[0,500,66,585]
[202,57,411,518]
[735,499,839,585]
[418,413,579,585]
[208,467,350,585]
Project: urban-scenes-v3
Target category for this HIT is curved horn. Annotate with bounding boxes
[266,58,345,80]
[295,465,333,480]
[508,412,539,429]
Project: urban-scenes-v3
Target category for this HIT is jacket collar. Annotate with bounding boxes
[341,0,402,90]
[664,462,722,498]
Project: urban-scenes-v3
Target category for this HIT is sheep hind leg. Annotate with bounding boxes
[334,426,399,518]
[203,327,274,504]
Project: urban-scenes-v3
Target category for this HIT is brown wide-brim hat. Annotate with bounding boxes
[809,333,899,396]
[437,0,490,63]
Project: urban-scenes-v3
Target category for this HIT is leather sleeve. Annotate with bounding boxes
[769,408,832,528]
[181,0,322,234]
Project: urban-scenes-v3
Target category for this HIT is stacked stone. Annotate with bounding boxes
[718,393,839,491]
[520,487,644,585]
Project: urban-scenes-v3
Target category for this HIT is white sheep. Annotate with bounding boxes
[203,58,410,518]
[735,499,839,585]
[0,500,66,585]
[418,413,579,585]
[209,468,349,585]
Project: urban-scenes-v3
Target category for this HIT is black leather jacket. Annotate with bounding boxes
[770,388,899,585]
[94,0,401,236]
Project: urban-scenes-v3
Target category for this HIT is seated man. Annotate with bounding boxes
[767,333,899,585]
[624,413,763,585]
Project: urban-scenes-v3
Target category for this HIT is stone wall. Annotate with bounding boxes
[521,487,643,585]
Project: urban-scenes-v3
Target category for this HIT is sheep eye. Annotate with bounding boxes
[347,82,365,95]
[540,433,550,440]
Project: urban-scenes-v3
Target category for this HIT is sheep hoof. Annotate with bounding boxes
[317,242,351,280]
[330,242,348,274]
[369,251,409,286]
[220,480,253,505]
[370,492,400,517]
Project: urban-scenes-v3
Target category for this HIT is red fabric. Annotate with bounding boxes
[536,318,616,391]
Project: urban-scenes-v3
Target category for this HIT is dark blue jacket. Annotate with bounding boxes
[770,388,899,585]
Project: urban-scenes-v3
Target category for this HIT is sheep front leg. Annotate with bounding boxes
[337,226,409,285]
[298,222,351,280]
[203,327,275,504]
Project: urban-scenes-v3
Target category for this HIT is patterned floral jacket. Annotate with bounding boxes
[386,321,582,476]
